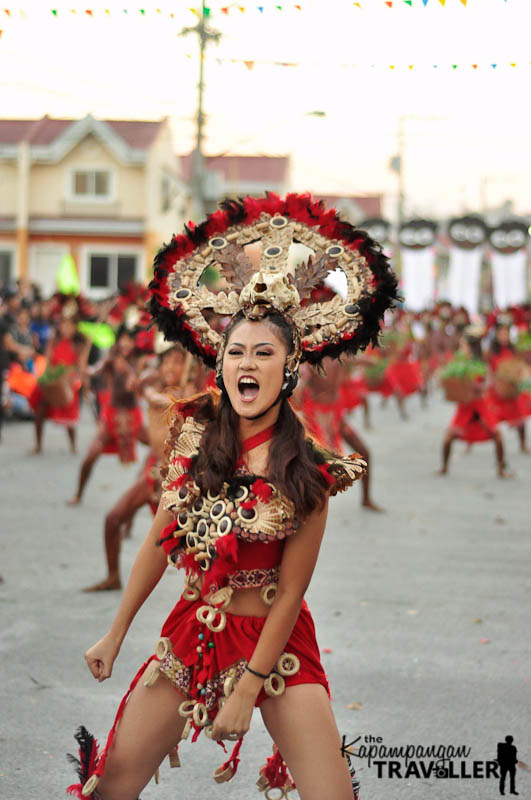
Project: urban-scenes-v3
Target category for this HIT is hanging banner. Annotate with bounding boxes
[359,217,393,258]
[446,215,487,315]
[488,222,529,309]
[399,219,438,311]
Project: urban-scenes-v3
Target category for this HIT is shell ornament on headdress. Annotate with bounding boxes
[148,193,399,377]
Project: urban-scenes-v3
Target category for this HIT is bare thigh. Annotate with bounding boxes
[97,670,188,800]
[259,683,354,800]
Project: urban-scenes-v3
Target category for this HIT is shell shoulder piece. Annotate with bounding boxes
[161,414,207,506]
[324,452,367,496]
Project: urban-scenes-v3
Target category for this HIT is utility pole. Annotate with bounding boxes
[181,2,221,218]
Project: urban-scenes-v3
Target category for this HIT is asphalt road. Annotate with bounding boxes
[0,391,529,800]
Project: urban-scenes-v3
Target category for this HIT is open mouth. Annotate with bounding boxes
[238,375,260,403]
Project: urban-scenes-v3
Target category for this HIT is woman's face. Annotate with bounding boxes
[117,332,135,357]
[222,319,289,418]
[160,349,185,387]
[59,317,76,339]
[496,326,510,346]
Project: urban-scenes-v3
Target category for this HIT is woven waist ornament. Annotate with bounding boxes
[148,193,400,396]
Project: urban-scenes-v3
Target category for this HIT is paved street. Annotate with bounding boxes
[0,392,529,800]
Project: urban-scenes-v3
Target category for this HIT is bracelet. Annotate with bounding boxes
[245,664,270,680]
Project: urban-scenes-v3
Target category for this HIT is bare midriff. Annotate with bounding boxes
[193,572,272,618]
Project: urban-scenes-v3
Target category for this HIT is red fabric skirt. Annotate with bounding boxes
[28,382,81,426]
[449,398,499,443]
[67,591,331,796]
[386,360,424,397]
[339,376,367,410]
[158,592,330,711]
[301,395,344,452]
[100,405,143,462]
[486,387,528,427]
[361,374,394,397]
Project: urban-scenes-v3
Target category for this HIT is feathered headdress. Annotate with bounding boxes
[148,192,399,382]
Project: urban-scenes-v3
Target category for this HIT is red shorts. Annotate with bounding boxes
[28,383,81,426]
[339,377,367,410]
[158,592,331,711]
[100,405,143,462]
[361,375,394,397]
[386,361,424,397]
[449,399,499,443]
[486,387,528,427]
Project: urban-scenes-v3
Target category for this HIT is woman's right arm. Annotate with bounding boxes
[84,500,174,682]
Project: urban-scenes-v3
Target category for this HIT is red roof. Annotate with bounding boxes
[318,194,382,219]
[181,154,289,183]
[0,116,164,148]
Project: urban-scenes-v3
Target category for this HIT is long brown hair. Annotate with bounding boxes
[189,314,329,519]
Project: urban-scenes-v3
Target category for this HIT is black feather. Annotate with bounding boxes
[66,726,98,783]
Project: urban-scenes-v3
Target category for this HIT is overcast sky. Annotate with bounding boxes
[1,0,530,221]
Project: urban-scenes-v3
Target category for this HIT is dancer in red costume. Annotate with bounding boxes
[297,356,383,511]
[67,194,398,800]
[68,327,149,505]
[485,321,529,453]
[437,335,511,478]
[83,346,203,592]
[29,311,88,454]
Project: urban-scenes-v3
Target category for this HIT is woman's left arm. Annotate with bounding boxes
[211,493,330,739]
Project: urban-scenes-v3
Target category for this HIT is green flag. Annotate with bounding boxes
[78,321,116,349]
[56,253,81,296]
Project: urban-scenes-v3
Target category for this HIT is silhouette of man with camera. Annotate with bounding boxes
[497,735,519,795]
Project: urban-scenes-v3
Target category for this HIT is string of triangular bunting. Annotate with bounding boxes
[0,0,513,19]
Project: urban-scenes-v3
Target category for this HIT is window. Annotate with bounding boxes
[72,170,111,199]
[89,256,110,288]
[0,250,13,287]
[117,256,136,288]
[88,252,139,293]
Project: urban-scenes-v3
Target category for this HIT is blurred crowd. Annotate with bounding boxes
[1,276,530,589]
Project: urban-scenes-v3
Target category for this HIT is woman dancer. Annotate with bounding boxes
[82,345,201,592]
[29,309,88,454]
[68,327,148,505]
[67,193,398,800]
[437,334,510,478]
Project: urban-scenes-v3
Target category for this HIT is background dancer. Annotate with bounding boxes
[82,345,201,592]
[68,326,149,506]
[29,306,89,455]
[437,334,511,478]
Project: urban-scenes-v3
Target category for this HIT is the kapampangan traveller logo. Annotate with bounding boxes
[339,733,526,794]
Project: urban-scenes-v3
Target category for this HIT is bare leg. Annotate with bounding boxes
[136,424,150,446]
[340,419,384,511]
[516,423,528,453]
[66,425,77,454]
[436,431,457,475]
[30,400,47,454]
[83,477,152,591]
[96,673,188,800]
[362,397,371,429]
[493,431,513,478]
[68,431,106,504]
[260,683,354,800]
[395,392,408,420]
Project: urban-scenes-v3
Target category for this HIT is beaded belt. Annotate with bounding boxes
[227,565,280,590]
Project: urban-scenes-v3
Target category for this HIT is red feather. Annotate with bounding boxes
[317,463,335,486]
[240,498,257,510]
[251,478,272,502]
